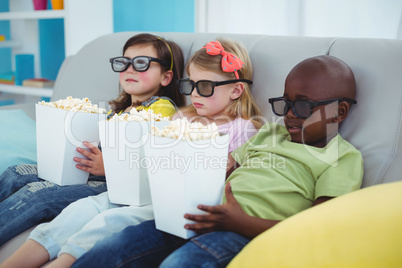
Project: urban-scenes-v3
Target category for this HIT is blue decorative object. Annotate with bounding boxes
[0,110,37,174]
[15,54,35,85]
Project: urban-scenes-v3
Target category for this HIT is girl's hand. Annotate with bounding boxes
[183,182,248,234]
[73,141,105,176]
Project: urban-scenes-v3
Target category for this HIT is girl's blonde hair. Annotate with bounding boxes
[181,39,263,129]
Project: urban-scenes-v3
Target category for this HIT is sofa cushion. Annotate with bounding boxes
[329,39,402,187]
[228,181,402,268]
[0,110,37,174]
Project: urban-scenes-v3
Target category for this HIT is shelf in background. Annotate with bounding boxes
[0,10,66,20]
[0,84,53,97]
[0,40,22,48]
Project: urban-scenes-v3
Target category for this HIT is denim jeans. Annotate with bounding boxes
[0,164,107,246]
[29,192,154,260]
[73,220,250,268]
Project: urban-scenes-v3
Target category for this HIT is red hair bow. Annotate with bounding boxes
[202,41,244,79]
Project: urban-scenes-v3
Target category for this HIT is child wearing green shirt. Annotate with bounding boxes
[67,55,364,267]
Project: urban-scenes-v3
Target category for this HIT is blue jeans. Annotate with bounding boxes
[0,164,107,246]
[73,220,250,268]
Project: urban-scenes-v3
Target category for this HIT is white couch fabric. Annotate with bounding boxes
[1,32,401,261]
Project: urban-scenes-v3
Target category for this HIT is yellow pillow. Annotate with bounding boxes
[228,181,402,268]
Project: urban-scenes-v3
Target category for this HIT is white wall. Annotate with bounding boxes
[196,0,402,39]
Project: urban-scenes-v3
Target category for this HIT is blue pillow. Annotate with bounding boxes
[0,110,37,174]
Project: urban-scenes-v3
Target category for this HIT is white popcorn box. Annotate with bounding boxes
[35,104,106,185]
[143,134,230,239]
[99,120,170,206]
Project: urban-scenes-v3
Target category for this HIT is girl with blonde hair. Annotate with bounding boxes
[2,39,261,268]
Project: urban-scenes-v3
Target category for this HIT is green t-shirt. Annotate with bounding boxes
[228,122,363,220]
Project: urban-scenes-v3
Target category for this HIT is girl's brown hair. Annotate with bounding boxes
[181,39,263,129]
[109,33,185,113]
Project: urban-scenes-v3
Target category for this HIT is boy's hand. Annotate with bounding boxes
[183,182,248,234]
[74,141,105,176]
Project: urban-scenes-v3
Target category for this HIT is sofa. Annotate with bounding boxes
[1,31,401,264]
